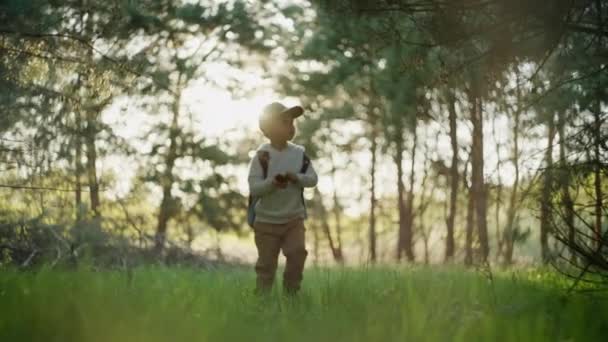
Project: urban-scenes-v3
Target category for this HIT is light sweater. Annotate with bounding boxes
[247,142,318,224]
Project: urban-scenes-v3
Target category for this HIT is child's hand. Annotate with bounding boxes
[285,172,299,183]
[273,174,288,189]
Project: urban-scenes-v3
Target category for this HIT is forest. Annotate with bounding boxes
[1,1,607,341]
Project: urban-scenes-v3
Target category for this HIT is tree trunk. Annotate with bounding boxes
[312,220,320,266]
[445,90,458,261]
[422,224,429,265]
[503,98,521,265]
[74,110,83,220]
[85,110,100,217]
[330,155,345,263]
[593,95,603,250]
[492,111,503,259]
[369,129,378,263]
[462,152,474,266]
[465,180,475,266]
[154,89,181,253]
[186,224,194,249]
[557,112,575,261]
[403,124,417,262]
[396,127,406,260]
[314,187,343,263]
[540,115,555,263]
[471,94,489,262]
[417,131,435,265]
[79,9,101,218]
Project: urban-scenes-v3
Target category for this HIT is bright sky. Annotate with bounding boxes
[101,75,308,196]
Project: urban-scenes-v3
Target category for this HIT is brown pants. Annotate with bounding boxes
[253,218,308,295]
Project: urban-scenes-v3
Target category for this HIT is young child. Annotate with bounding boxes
[247,102,318,296]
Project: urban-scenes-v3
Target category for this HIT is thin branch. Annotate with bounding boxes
[0,184,104,192]
[0,45,88,65]
[520,65,608,113]
[567,22,608,38]
[21,249,38,268]
[0,29,178,96]
[0,30,124,66]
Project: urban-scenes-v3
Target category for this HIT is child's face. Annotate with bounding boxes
[268,115,296,142]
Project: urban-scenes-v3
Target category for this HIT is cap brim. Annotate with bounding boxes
[281,106,304,118]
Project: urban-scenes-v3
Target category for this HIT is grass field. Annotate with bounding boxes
[1,265,606,342]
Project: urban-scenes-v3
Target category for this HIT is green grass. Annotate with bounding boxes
[0,265,606,342]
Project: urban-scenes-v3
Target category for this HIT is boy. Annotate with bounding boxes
[247,102,318,296]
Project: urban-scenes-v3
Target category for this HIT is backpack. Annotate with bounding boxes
[247,151,310,228]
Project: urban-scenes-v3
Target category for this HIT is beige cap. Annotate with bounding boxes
[259,102,304,133]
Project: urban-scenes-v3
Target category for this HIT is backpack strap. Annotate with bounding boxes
[300,153,310,174]
[257,150,270,179]
[299,153,310,209]
[248,150,270,228]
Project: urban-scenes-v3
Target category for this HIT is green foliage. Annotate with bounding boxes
[1,0,607,265]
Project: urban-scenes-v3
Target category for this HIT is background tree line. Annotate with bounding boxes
[0,1,606,285]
